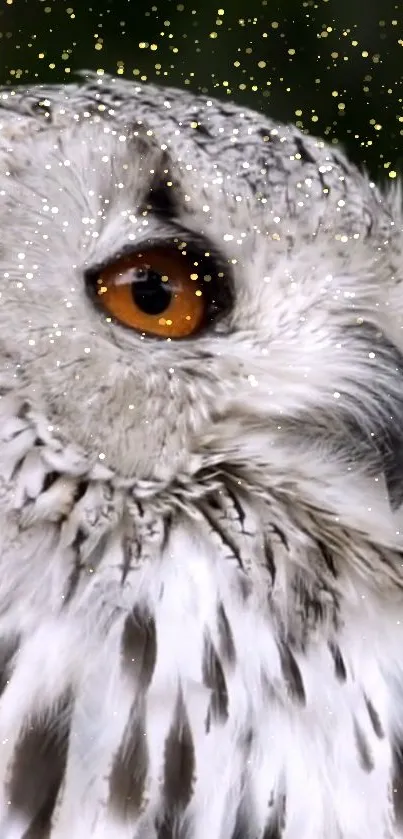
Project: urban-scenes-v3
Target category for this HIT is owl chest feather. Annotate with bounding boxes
[0,396,400,839]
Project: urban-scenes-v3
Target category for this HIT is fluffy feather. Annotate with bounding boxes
[0,72,401,837]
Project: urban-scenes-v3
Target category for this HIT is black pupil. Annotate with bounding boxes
[131,268,172,316]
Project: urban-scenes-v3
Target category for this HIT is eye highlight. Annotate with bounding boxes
[93,246,216,339]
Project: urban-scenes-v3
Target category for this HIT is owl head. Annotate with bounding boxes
[1,72,403,839]
[0,73,402,540]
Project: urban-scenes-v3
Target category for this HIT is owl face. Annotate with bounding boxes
[0,75,402,507]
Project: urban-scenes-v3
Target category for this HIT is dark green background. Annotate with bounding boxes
[1,0,402,179]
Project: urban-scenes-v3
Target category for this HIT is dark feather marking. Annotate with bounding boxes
[109,700,149,819]
[238,573,253,602]
[192,121,210,137]
[364,695,384,739]
[344,324,403,511]
[393,743,403,826]
[353,718,374,773]
[294,136,316,165]
[292,576,325,631]
[207,496,221,511]
[263,535,276,584]
[0,635,20,695]
[71,527,86,551]
[328,641,347,682]
[63,565,83,606]
[371,337,403,495]
[377,403,403,511]
[161,513,173,552]
[231,785,263,839]
[72,479,89,504]
[202,635,229,724]
[136,500,144,517]
[384,438,403,511]
[5,694,70,823]
[64,534,109,606]
[270,523,289,551]
[155,815,175,839]
[23,783,59,839]
[278,644,306,705]
[121,605,157,690]
[217,602,236,665]
[163,687,196,812]
[231,801,250,839]
[121,535,135,584]
[201,503,244,570]
[316,539,338,577]
[147,178,178,219]
[263,791,287,839]
[41,471,59,494]
[224,484,255,537]
[62,527,88,606]
[223,485,246,529]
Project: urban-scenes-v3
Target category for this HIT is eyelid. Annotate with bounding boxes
[87,234,227,279]
[85,224,229,279]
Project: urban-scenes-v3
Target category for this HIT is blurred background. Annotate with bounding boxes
[0,0,402,180]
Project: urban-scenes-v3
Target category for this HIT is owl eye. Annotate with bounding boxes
[92,246,217,339]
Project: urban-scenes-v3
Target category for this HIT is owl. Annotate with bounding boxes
[0,69,402,839]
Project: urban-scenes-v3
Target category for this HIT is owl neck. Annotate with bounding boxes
[1,385,403,630]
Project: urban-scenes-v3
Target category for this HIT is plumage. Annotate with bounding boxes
[0,70,401,837]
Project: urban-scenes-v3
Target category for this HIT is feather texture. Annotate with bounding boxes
[0,72,401,837]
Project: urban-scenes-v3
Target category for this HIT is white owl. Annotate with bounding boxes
[0,70,402,839]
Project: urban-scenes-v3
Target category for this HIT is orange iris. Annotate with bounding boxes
[95,247,207,339]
